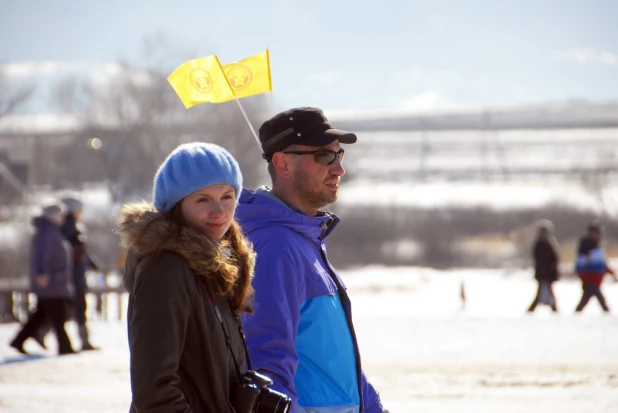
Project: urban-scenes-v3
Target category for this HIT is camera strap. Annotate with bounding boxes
[228,300,254,371]
[198,279,254,383]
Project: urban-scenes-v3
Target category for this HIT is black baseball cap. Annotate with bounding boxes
[259,107,357,162]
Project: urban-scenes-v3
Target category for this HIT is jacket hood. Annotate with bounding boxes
[32,216,58,230]
[117,202,226,292]
[235,188,339,243]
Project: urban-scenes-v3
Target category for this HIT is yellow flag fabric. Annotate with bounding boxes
[167,55,235,108]
[221,50,272,101]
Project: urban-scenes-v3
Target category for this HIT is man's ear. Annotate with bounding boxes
[271,152,293,179]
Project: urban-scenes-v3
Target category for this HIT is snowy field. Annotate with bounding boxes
[1,267,618,413]
[347,128,618,179]
[337,127,618,215]
[338,179,618,213]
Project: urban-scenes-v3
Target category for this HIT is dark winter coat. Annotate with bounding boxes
[118,203,247,413]
[61,213,87,261]
[61,213,97,288]
[577,235,599,255]
[533,236,560,283]
[30,217,74,299]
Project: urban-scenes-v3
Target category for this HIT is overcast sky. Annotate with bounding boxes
[1,0,617,114]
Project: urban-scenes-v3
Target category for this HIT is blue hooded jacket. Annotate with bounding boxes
[236,188,383,413]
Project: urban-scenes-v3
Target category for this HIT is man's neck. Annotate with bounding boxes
[271,186,317,216]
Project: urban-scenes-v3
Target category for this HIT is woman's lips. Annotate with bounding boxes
[207,222,225,230]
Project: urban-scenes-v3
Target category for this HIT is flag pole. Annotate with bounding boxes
[234,97,261,148]
[214,53,261,149]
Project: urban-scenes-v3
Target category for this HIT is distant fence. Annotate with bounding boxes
[0,277,127,324]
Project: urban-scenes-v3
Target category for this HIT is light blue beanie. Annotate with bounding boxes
[153,142,243,213]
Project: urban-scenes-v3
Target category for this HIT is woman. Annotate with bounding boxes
[10,200,77,355]
[117,142,255,412]
[527,219,560,313]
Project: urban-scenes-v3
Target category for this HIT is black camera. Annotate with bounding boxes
[231,370,292,413]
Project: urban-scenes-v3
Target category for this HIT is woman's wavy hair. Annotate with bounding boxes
[168,202,255,313]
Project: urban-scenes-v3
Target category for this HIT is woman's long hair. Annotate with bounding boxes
[169,202,255,313]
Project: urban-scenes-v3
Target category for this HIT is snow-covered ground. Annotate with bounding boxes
[347,267,618,412]
[1,267,618,413]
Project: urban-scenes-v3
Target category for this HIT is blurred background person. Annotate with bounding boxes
[62,196,99,350]
[60,196,100,351]
[527,219,560,313]
[9,200,77,355]
[575,221,617,313]
[32,196,101,351]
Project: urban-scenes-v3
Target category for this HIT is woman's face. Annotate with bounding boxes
[180,184,236,241]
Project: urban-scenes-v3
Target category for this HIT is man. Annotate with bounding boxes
[527,219,560,313]
[575,221,616,312]
[236,107,386,413]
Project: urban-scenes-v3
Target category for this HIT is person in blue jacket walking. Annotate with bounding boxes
[236,107,387,413]
[9,200,77,355]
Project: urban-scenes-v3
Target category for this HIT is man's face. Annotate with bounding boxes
[288,140,345,211]
[590,229,602,242]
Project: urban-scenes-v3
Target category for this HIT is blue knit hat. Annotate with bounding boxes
[153,142,243,213]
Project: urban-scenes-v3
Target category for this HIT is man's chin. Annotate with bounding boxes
[302,190,339,210]
[325,192,338,205]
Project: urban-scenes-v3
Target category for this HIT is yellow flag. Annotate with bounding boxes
[222,50,272,101]
[167,55,235,108]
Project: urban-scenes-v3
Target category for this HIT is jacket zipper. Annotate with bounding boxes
[319,244,364,413]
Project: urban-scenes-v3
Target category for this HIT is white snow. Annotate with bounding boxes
[337,127,618,215]
[338,180,618,213]
[1,267,618,412]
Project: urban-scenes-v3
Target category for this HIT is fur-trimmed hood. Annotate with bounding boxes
[117,202,254,307]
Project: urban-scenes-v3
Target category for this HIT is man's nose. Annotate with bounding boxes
[329,159,345,177]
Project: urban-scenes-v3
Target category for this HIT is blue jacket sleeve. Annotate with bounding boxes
[242,229,304,413]
[361,369,385,412]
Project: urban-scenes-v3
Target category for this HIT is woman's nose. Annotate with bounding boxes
[210,202,225,217]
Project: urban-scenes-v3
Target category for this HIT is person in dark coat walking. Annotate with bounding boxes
[32,196,100,351]
[575,221,617,312]
[117,143,276,412]
[60,196,99,350]
[9,201,78,355]
[527,219,560,312]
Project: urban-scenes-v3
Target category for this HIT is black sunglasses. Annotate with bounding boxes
[282,148,345,166]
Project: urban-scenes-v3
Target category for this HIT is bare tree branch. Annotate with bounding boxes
[0,66,34,118]
[50,75,94,114]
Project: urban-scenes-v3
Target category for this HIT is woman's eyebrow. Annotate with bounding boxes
[190,192,211,198]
